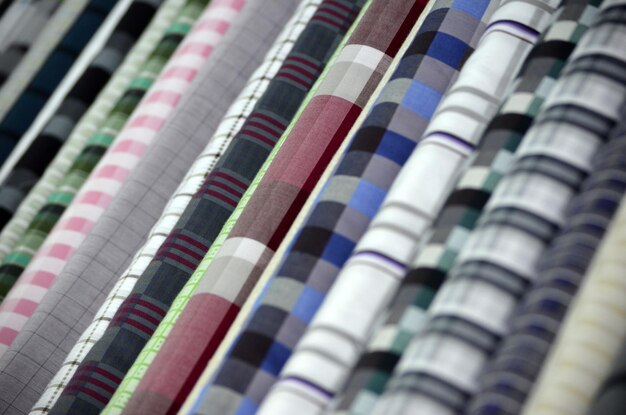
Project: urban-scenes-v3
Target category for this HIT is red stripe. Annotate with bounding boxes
[206,189,238,207]
[240,128,278,147]
[123,315,156,336]
[209,179,243,198]
[281,63,316,80]
[213,171,247,189]
[326,0,352,13]
[82,362,123,384]
[175,232,210,252]
[311,14,342,29]
[288,55,319,71]
[246,120,281,138]
[268,104,361,251]
[277,71,310,88]
[125,296,167,317]
[251,112,287,130]
[162,251,197,270]
[74,385,109,404]
[117,306,160,327]
[387,1,428,57]
[318,4,349,21]
[161,241,205,261]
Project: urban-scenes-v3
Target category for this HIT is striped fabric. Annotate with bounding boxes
[0,0,87,163]
[333,1,602,413]
[256,1,556,414]
[0,0,161,301]
[587,323,626,415]
[370,1,626,413]
[190,1,498,413]
[0,0,115,162]
[121,1,421,414]
[56,3,319,413]
[42,0,311,413]
[0,0,60,85]
[468,105,626,415]
[0,0,179,264]
[0,0,244,410]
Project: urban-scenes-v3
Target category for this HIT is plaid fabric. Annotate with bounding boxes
[48,1,319,414]
[333,2,602,413]
[41,1,311,414]
[121,1,421,414]
[0,0,115,163]
[0,0,162,302]
[0,0,61,86]
[190,1,498,414]
[468,106,626,415]
[370,2,626,413]
[0,1,244,412]
[256,1,557,414]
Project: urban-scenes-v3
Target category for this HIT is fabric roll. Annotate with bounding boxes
[101,1,332,413]
[188,1,500,413]
[121,0,420,414]
[587,334,626,415]
[0,0,248,412]
[0,0,161,301]
[0,0,61,86]
[38,0,305,414]
[333,1,602,413]
[26,2,192,414]
[468,105,626,415]
[66,0,320,411]
[370,1,626,413]
[0,0,180,265]
[256,2,557,414]
[0,0,87,135]
[0,0,115,163]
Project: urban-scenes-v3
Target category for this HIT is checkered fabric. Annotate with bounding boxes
[332,1,603,413]
[587,325,626,415]
[189,1,499,414]
[120,1,419,414]
[0,0,162,302]
[0,0,115,163]
[467,104,626,415]
[51,1,318,414]
[256,1,558,414]
[0,0,61,86]
[370,1,626,413]
[0,1,247,413]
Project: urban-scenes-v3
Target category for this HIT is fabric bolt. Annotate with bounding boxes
[0,0,250,412]
[0,0,162,301]
[34,0,305,413]
[369,1,626,413]
[0,0,116,163]
[0,0,182,266]
[468,104,626,415]
[587,333,626,415]
[0,0,60,85]
[101,1,331,414]
[49,1,319,413]
[190,1,499,413]
[256,2,557,414]
[0,0,88,150]
[122,0,420,414]
[333,1,602,413]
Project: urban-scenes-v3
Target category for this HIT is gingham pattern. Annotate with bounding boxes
[191,1,498,414]
[256,2,557,414]
[333,2,603,413]
[0,0,60,85]
[0,0,162,302]
[0,2,244,412]
[468,106,626,415]
[0,0,115,163]
[44,0,311,413]
[124,1,418,414]
[371,1,626,413]
[61,1,318,413]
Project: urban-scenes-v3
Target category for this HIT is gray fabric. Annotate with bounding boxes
[0,0,301,413]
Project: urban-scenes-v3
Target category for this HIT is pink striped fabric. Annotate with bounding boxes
[0,0,245,355]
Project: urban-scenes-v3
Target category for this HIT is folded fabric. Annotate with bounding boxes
[43,1,320,413]
[370,1,626,412]
[0,0,115,163]
[0,0,161,301]
[332,1,602,413]
[587,329,626,415]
